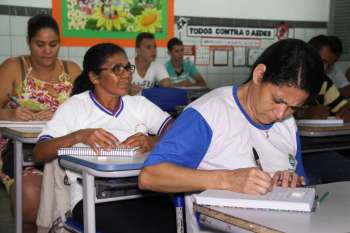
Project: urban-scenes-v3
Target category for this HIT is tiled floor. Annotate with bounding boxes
[0,185,14,233]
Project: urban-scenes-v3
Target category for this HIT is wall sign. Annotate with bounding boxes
[52,0,174,47]
[187,26,274,39]
[201,37,261,47]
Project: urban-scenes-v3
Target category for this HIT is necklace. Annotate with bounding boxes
[264,130,269,138]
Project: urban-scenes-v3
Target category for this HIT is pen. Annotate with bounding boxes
[7,94,21,107]
[318,191,330,204]
[252,147,263,170]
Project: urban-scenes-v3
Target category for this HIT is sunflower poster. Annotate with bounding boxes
[52,0,174,47]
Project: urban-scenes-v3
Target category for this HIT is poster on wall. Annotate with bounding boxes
[52,0,174,47]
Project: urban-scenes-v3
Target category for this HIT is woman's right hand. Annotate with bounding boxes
[75,128,120,154]
[11,107,34,121]
[220,167,273,195]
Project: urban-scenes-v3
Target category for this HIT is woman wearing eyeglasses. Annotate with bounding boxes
[32,43,176,233]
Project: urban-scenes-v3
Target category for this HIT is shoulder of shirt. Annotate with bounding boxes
[189,86,234,109]
[62,91,90,106]
[122,94,149,105]
[183,59,194,66]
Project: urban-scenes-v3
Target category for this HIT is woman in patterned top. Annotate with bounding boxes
[0,14,81,233]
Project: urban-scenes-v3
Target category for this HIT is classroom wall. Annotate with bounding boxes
[2,0,330,21]
[1,0,348,88]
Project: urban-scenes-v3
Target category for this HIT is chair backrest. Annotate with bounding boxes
[142,87,188,113]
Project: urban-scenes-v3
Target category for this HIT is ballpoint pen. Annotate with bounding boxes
[7,94,21,108]
[318,191,330,205]
[252,147,263,170]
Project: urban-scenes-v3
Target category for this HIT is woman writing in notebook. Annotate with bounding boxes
[33,43,176,233]
[139,39,325,233]
[0,14,81,233]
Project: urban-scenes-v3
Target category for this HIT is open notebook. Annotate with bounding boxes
[58,146,138,159]
[195,187,315,212]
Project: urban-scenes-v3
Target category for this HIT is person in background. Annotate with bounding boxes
[139,39,323,233]
[130,32,172,95]
[33,43,176,233]
[0,14,81,233]
[346,66,350,83]
[303,35,350,121]
[327,35,350,97]
[165,37,207,87]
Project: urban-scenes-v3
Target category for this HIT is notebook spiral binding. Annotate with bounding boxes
[57,146,138,158]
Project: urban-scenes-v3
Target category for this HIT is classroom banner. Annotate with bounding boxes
[187,26,274,39]
[52,0,174,47]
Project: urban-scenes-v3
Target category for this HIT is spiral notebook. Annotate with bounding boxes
[58,146,138,159]
[195,187,315,212]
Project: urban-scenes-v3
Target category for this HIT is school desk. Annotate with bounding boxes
[299,123,350,153]
[0,126,43,233]
[194,181,350,233]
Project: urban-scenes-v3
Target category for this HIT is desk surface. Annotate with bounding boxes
[298,123,350,137]
[194,182,350,233]
[59,153,148,177]
[0,127,41,138]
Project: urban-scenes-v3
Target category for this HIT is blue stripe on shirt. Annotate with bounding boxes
[295,131,308,183]
[143,107,213,169]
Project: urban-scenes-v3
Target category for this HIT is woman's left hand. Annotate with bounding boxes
[33,110,54,120]
[120,133,159,152]
[272,170,305,188]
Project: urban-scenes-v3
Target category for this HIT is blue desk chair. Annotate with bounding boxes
[142,87,188,114]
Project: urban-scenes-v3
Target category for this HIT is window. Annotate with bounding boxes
[329,0,350,60]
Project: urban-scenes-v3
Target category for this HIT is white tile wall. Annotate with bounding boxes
[0,15,10,35]
[11,36,29,55]
[58,47,69,59]
[0,36,11,55]
[10,16,29,36]
[0,14,333,89]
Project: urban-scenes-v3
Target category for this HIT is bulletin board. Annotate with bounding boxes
[233,47,247,66]
[52,0,174,47]
[213,49,229,66]
[183,45,196,64]
[248,48,265,66]
[195,46,210,66]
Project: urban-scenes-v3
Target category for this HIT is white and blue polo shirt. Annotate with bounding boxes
[39,90,172,209]
[143,86,304,233]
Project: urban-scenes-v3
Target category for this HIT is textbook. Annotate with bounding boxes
[195,187,315,212]
[58,146,138,159]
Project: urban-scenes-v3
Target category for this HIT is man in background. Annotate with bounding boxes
[304,35,350,120]
[165,37,206,87]
[130,32,172,95]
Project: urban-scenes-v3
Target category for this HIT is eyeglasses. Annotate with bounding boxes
[99,63,135,75]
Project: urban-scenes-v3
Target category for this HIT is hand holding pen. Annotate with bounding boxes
[7,94,34,121]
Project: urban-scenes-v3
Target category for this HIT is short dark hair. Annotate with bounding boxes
[167,37,183,51]
[27,14,60,42]
[249,39,324,99]
[308,35,332,52]
[328,35,343,55]
[71,43,127,96]
[135,32,155,48]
